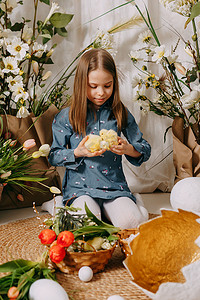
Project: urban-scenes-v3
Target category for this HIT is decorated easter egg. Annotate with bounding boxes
[29,279,69,300]
[170,177,200,212]
[78,266,93,282]
[123,209,200,300]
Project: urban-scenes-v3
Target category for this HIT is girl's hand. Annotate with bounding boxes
[74,136,106,158]
[110,137,142,158]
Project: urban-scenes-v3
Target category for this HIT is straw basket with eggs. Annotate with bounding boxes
[39,203,119,274]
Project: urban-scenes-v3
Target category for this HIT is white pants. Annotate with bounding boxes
[72,194,149,229]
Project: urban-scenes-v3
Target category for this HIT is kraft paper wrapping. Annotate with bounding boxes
[0,105,62,209]
[172,117,200,183]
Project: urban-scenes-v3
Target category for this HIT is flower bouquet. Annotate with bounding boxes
[129,0,200,180]
[39,203,119,274]
[0,0,73,117]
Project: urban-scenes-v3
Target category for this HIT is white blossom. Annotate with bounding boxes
[22,25,33,42]
[152,45,167,63]
[42,71,52,81]
[16,106,30,118]
[7,37,29,60]
[12,83,29,102]
[129,50,142,63]
[43,2,60,26]
[0,0,17,13]
[137,30,153,44]
[180,90,200,109]
[2,56,20,74]
[6,75,23,91]
[160,0,196,16]
[32,42,47,58]
[132,75,141,88]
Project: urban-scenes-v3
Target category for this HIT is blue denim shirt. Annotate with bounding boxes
[49,103,151,204]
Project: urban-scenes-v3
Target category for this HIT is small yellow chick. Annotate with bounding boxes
[85,134,102,152]
[85,130,118,152]
[99,129,118,149]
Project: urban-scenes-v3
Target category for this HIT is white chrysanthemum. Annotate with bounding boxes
[93,31,115,54]
[43,2,60,26]
[2,56,20,74]
[159,0,195,16]
[180,90,200,109]
[22,25,33,42]
[6,75,23,91]
[32,42,47,58]
[0,0,17,13]
[16,106,30,118]
[152,45,167,63]
[7,37,29,60]
[129,50,142,63]
[138,30,153,44]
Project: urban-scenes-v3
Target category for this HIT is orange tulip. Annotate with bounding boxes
[38,229,56,245]
[7,286,19,299]
[49,244,66,263]
[57,231,74,248]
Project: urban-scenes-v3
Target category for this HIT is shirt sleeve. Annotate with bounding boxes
[48,108,83,170]
[122,109,151,166]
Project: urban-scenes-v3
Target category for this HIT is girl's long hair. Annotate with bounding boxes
[69,48,128,136]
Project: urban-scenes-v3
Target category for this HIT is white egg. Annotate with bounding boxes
[107,296,125,300]
[29,279,69,300]
[78,266,93,282]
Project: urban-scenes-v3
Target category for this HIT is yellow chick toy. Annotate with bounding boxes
[99,129,118,149]
[85,130,118,152]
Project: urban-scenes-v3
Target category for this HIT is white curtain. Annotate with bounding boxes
[15,0,189,193]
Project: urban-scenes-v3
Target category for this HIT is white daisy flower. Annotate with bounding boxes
[6,75,23,91]
[138,30,153,44]
[7,37,29,60]
[152,45,167,63]
[2,56,20,74]
[12,83,29,102]
[32,42,47,58]
[129,50,142,63]
[16,106,30,118]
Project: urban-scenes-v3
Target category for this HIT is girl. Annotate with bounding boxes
[48,48,151,229]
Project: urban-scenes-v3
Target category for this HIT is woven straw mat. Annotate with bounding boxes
[0,214,157,300]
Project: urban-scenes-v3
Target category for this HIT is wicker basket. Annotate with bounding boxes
[54,244,116,274]
[117,228,139,257]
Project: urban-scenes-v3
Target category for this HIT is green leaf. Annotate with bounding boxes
[0,260,38,273]
[10,22,24,31]
[55,27,68,37]
[40,33,52,39]
[49,13,73,28]
[85,203,116,228]
[39,0,50,4]
[185,2,200,28]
